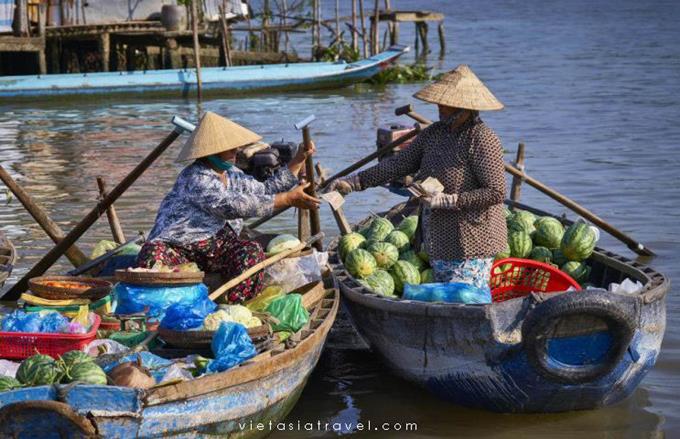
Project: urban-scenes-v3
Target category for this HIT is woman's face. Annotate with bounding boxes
[218,148,238,162]
[438,105,459,121]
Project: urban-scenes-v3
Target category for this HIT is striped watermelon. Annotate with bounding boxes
[561,261,591,285]
[384,230,410,251]
[533,217,565,249]
[561,222,597,261]
[552,249,569,266]
[508,231,532,258]
[365,241,399,269]
[420,268,434,284]
[495,243,511,261]
[399,249,427,271]
[389,260,421,294]
[507,210,537,234]
[338,232,366,261]
[364,270,396,297]
[345,248,377,279]
[366,217,394,241]
[64,361,107,385]
[530,246,553,263]
[0,376,21,392]
[16,354,63,386]
[397,215,418,240]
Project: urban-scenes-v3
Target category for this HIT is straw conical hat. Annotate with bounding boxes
[176,111,262,162]
[414,65,504,111]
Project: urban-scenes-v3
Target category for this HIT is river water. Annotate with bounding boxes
[1,0,679,436]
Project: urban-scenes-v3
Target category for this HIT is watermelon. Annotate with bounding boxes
[507,210,536,234]
[533,217,565,249]
[0,376,22,392]
[397,215,418,240]
[561,261,591,285]
[365,241,399,269]
[266,234,301,255]
[366,217,394,241]
[530,246,553,263]
[389,260,421,294]
[508,231,532,258]
[63,361,107,385]
[418,250,430,264]
[495,244,511,261]
[552,249,569,266]
[345,248,377,279]
[503,207,512,218]
[364,270,396,297]
[60,351,93,369]
[16,354,63,386]
[420,268,434,284]
[338,232,366,261]
[384,230,410,251]
[399,249,427,271]
[561,222,597,261]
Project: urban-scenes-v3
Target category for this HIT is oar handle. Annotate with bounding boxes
[208,232,325,301]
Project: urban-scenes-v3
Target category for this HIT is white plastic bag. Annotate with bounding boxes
[263,250,328,293]
[0,359,20,378]
[608,278,643,295]
[85,339,130,357]
[160,363,194,383]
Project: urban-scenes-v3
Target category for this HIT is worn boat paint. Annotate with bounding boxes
[0,46,408,101]
[330,202,668,413]
[0,286,339,437]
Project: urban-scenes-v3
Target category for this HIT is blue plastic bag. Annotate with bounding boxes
[39,311,70,333]
[114,282,212,320]
[160,300,217,331]
[1,310,42,333]
[403,282,491,304]
[206,322,257,374]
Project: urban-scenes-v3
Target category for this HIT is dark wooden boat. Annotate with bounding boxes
[0,232,17,289]
[329,201,669,413]
[0,277,339,437]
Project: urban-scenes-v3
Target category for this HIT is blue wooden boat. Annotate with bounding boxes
[0,46,408,101]
[330,201,668,413]
[0,280,339,437]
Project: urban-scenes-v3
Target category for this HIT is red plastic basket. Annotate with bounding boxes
[0,314,100,360]
[490,258,580,303]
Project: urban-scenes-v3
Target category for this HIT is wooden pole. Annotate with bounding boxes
[6,128,183,299]
[190,0,203,99]
[209,232,324,301]
[358,0,368,58]
[96,177,126,244]
[262,0,270,52]
[12,0,29,36]
[302,127,322,251]
[371,0,379,55]
[335,0,340,45]
[282,0,290,54]
[248,127,421,229]
[509,143,525,210]
[218,3,232,67]
[438,21,445,59]
[351,0,358,52]
[0,166,89,268]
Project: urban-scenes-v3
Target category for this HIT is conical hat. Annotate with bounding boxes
[176,111,262,162]
[414,65,504,111]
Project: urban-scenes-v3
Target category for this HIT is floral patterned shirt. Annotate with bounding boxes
[149,161,297,244]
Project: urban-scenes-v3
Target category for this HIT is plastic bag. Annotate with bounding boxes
[265,294,309,333]
[160,299,217,331]
[85,339,129,357]
[1,310,42,333]
[0,359,20,378]
[403,282,491,304]
[206,322,257,373]
[243,285,285,312]
[608,278,643,295]
[114,282,212,320]
[102,352,173,383]
[39,311,70,333]
[160,363,194,383]
[263,250,328,293]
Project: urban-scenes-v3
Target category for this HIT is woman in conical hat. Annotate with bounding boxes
[138,111,320,303]
[329,65,507,299]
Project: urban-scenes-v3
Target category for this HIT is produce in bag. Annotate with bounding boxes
[266,294,310,333]
[207,322,257,373]
[345,248,377,279]
[244,285,284,312]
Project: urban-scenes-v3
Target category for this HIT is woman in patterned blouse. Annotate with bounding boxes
[330,65,507,297]
[138,112,320,303]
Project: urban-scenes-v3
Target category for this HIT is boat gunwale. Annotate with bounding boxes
[329,202,669,317]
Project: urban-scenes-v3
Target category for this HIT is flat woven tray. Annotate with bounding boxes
[115,270,205,286]
[28,276,112,301]
[158,324,271,349]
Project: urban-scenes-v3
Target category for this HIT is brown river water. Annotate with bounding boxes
[1,0,679,437]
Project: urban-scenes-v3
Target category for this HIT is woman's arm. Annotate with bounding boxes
[456,128,506,210]
[262,167,298,194]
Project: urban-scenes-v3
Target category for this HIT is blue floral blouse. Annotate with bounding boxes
[148,161,298,245]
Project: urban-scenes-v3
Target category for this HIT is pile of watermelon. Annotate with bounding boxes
[338,215,433,297]
[0,351,107,393]
[498,208,599,285]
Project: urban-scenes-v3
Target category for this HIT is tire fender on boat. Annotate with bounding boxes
[522,290,638,384]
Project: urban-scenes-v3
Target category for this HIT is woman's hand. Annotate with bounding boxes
[288,140,317,177]
[420,193,459,210]
[325,174,362,195]
[275,182,321,210]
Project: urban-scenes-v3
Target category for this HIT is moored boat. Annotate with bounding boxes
[0,232,16,289]
[0,46,408,101]
[0,277,339,437]
[329,201,668,413]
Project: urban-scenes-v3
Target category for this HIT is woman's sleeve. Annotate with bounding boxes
[357,128,426,189]
[190,171,275,220]
[263,167,298,194]
[456,128,507,210]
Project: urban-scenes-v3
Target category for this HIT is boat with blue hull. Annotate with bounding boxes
[0,46,408,101]
[0,281,339,437]
[329,201,668,413]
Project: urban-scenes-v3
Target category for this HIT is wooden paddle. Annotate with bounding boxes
[209,232,324,301]
[396,105,655,257]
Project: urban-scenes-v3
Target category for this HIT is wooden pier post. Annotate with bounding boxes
[371,0,379,55]
[509,142,526,210]
[438,22,445,59]
[98,32,110,72]
[219,2,232,67]
[351,0,358,52]
[190,0,203,99]
[358,0,367,58]
[335,0,340,44]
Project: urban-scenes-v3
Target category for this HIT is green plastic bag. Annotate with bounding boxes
[265,294,309,333]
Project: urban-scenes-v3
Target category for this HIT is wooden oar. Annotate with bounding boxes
[5,126,184,300]
[96,176,126,244]
[396,105,656,257]
[247,125,422,229]
[0,165,89,267]
[209,232,324,301]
